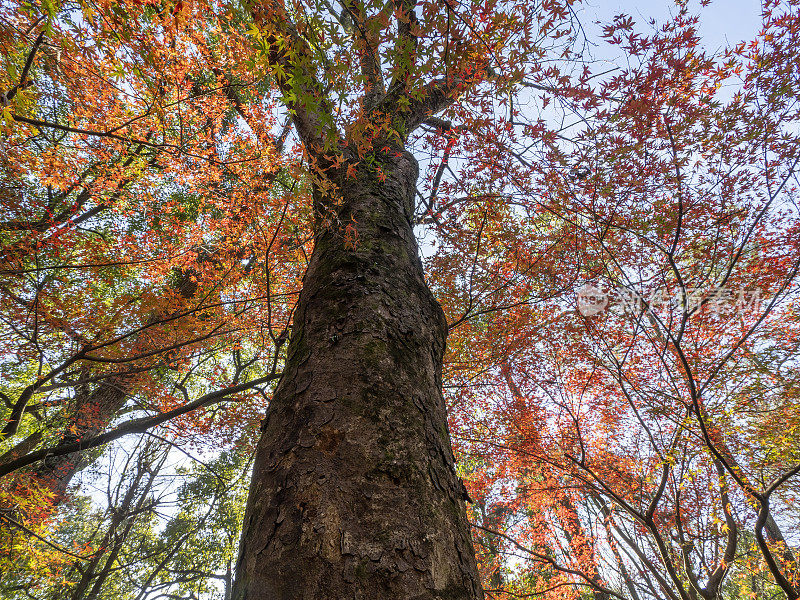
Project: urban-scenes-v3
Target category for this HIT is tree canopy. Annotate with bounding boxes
[1,0,800,598]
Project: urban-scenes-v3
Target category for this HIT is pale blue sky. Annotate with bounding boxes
[579,0,764,55]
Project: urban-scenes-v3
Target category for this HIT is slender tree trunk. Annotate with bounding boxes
[10,269,202,505]
[557,493,609,600]
[233,149,483,599]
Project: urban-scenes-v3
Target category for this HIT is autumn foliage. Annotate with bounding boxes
[1,0,800,598]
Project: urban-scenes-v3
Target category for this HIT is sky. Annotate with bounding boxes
[36,2,778,599]
[415,0,768,256]
[579,0,764,52]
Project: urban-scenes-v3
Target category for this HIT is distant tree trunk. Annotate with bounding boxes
[14,268,201,505]
[0,431,42,467]
[36,379,128,503]
[233,148,484,599]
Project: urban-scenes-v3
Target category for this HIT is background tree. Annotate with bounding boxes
[443,3,800,599]
[0,0,300,583]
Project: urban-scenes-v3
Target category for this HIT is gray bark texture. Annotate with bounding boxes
[233,148,484,599]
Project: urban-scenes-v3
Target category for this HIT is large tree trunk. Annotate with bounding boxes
[233,149,484,599]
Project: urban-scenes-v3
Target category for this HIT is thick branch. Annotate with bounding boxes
[250,0,339,157]
[342,0,386,110]
[0,374,280,478]
[1,31,44,105]
[388,0,418,94]
[404,76,467,133]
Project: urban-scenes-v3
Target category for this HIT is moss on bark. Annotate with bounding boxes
[233,149,483,600]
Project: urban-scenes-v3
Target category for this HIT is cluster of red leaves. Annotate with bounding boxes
[0,0,310,572]
[425,1,800,598]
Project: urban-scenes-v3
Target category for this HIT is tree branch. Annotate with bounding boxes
[0,374,281,479]
[250,0,339,158]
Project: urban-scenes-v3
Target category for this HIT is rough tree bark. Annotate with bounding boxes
[233,147,484,599]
